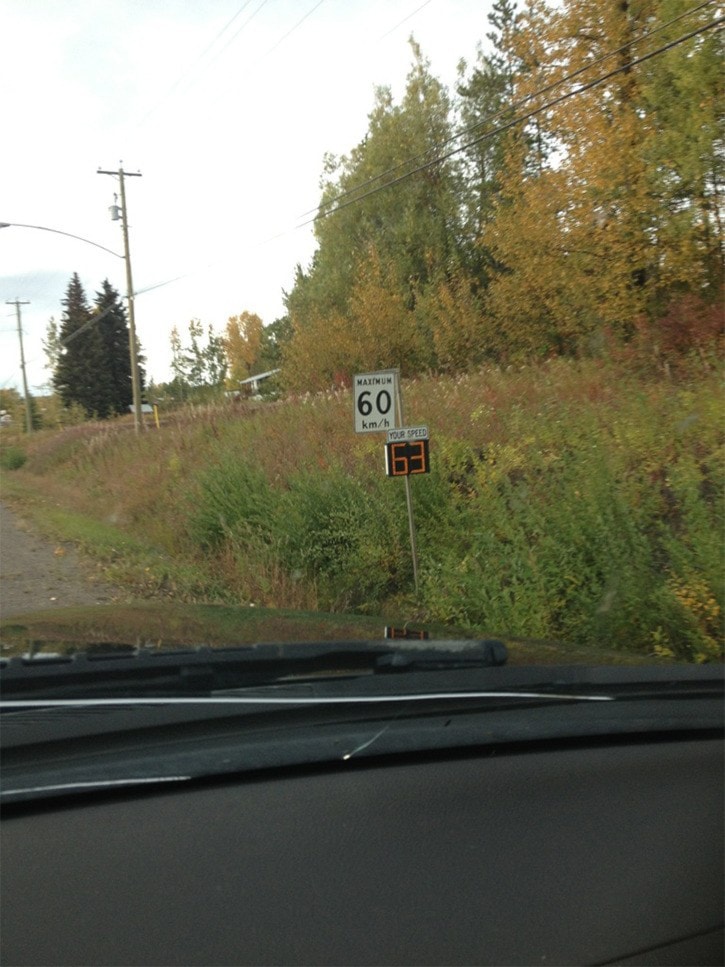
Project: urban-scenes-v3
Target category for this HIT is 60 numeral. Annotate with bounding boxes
[357,389,392,417]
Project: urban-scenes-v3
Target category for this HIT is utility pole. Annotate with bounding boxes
[6,299,33,434]
[98,164,144,433]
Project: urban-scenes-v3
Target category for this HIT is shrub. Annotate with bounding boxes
[277,468,412,610]
[0,445,27,470]
[190,457,276,550]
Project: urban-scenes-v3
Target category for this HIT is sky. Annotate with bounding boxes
[1,0,495,393]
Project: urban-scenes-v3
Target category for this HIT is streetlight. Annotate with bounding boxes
[0,222,123,259]
[0,219,143,432]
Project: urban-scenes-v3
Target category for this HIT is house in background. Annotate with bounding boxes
[226,369,280,401]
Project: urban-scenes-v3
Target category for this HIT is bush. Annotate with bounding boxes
[277,468,411,609]
[0,445,27,470]
[190,456,276,550]
[415,412,723,660]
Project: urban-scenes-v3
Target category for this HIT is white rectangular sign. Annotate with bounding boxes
[353,370,399,433]
[387,426,429,443]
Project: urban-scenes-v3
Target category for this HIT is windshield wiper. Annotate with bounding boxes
[0,638,508,702]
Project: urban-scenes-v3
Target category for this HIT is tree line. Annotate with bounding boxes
[44,0,722,417]
[43,277,291,418]
[280,0,723,390]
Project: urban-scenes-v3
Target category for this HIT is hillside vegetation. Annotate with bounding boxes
[2,359,722,663]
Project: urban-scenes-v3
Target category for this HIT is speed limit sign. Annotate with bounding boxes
[353,370,399,433]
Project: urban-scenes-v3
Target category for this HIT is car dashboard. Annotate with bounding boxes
[2,732,722,966]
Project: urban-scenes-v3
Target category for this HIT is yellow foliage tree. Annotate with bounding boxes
[414,267,490,372]
[281,247,430,392]
[224,312,264,387]
[484,0,717,354]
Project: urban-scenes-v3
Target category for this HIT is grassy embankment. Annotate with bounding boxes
[1,359,722,663]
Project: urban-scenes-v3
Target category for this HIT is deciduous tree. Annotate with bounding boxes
[224,311,264,386]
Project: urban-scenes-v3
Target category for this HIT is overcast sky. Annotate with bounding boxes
[1,0,494,392]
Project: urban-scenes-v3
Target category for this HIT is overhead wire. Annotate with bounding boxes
[263,0,326,57]
[135,0,270,128]
[4,1,330,386]
[134,0,326,130]
[304,13,724,227]
[16,4,718,330]
[379,0,436,41]
[297,0,718,219]
[193,0,271,74]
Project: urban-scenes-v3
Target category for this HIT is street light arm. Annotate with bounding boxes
[0,222,124,259]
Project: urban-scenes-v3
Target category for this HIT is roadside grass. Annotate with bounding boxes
[3,358,723,662]
[0,478,228,604]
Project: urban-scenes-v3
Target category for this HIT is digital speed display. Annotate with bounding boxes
[385,439,430,477]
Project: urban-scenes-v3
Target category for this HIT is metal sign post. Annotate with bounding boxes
[394,379,420,598]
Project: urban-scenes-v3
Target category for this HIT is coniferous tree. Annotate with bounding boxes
[52,275,144,419]
[457,0,520,249]
[53,274,112,418]
[94,279,144,415]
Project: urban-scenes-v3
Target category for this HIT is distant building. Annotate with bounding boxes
[226,369,280,400]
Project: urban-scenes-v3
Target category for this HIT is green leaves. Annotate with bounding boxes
[169,319,227,396]
[281,1,722,387]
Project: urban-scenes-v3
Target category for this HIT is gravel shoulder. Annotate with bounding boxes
[0,501,122,619]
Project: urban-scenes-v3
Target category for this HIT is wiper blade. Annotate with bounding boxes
[0,638,508,702]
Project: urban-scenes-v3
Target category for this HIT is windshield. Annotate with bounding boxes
[1,17,724,967]
[1,2,722,686]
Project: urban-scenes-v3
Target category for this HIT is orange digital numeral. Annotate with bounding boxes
[391,442,409,475]
[408,441,427,474]
[386,440,429,476]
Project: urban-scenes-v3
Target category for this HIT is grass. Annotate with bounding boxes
[3,357,723,663]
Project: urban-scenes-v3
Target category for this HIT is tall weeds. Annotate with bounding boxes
[14,360,724,661]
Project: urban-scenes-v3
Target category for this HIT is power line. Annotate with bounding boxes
[379,0,436,41]
[58,303,116,349]
[136,0,270,128]
[306,14,724,227]
[135,0,325,131]
[199,0,271,68]
[263,0,326,57]
[298,0,717,220]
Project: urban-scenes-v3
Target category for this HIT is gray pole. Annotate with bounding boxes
[6,299,33,433]
[98,165,143,433]
[395,373,420,597]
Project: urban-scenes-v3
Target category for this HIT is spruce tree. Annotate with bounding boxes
[54,274,112,418]
[52,276,146,420]
[94,279,144,415]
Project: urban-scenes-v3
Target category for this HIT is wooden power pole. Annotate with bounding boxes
[6,299,33,433]
[97,164,144,433]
